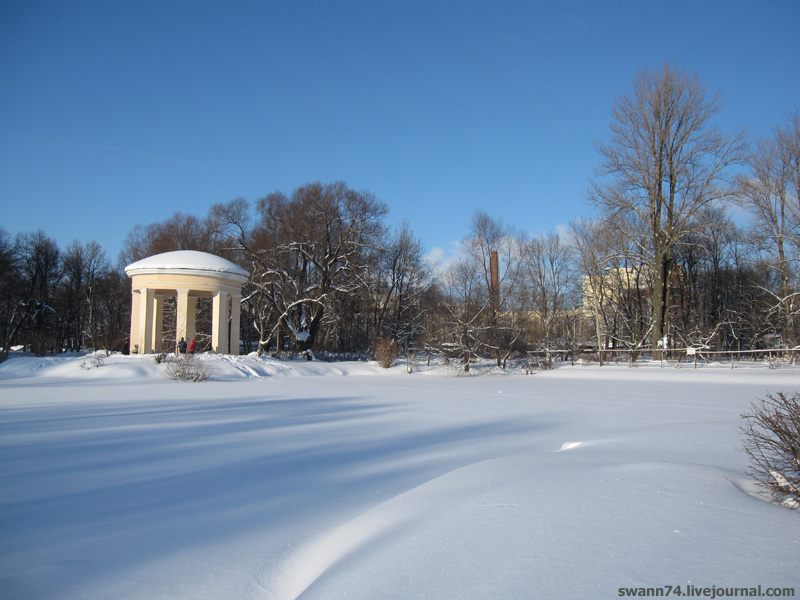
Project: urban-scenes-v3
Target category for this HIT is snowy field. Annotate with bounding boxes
[1,352,798,600]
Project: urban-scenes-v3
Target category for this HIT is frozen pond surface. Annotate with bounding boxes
[1,353,798,599]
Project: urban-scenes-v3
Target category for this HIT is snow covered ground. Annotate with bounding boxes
[1,352,798,599]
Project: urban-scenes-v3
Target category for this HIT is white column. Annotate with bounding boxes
[153,295,165,353]
[230,295,242,356]
[129,290,141,354]
[176,289,190,352]
[139,288,155,354]
[187,296,198,343]
[212,291,229,353]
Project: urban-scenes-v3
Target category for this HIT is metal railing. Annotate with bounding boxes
[523,347,800,369]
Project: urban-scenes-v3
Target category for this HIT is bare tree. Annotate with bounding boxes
[0,229,23,361]
[208,186,391,355]
[91,267,131,354]
[249,182,387,352]
[60,241,110,350]
[439,254,487,371]
[570,216,652,362]
[463,211,526,367]
[590,63,746,358]
[569,218,612,364]
[778,112,800,219]
[737,112,800,347]
[670,205,757,352]
[372,221,432,353]
[464,211,526,368]
[523,231,576,351]
[206,198,271,353]
[15,231,62,355]
[120,212,224,265]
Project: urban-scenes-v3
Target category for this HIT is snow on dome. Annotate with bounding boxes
[125,250,249,279]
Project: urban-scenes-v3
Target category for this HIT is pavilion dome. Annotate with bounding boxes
[125,250,249,281]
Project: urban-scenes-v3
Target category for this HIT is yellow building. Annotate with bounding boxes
[582,267,646,313]
[126,251,249,355]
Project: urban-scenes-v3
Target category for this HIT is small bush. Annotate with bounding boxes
[164,354,212,382]
[524,355,553,374]
[80,352,105,370]
[741,391,800,509]
[374,338,398,369]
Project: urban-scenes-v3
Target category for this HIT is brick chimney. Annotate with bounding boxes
[490,250,499,313]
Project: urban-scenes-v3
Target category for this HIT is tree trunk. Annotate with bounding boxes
[593,304,604,367]
[296,304,324,352]
[652,250,672,360]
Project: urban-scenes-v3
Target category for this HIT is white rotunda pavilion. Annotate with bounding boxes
[125,251,249,355]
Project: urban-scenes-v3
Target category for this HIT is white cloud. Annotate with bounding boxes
[424,240,465,276]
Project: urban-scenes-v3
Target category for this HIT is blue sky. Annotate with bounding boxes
[1,1,798,266]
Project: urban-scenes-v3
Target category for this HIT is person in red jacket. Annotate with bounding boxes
[187,338,196,354]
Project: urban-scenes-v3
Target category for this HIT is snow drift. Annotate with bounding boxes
[0,353,798,599]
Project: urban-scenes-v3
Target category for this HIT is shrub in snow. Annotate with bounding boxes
[524,355,554,374]
[80,353,105,370]
[163,354,212,382]
[741,391,800,509]
[374,338,398,369]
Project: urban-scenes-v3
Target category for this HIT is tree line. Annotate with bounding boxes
[0,232,130,361]
[2,64,798,365]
